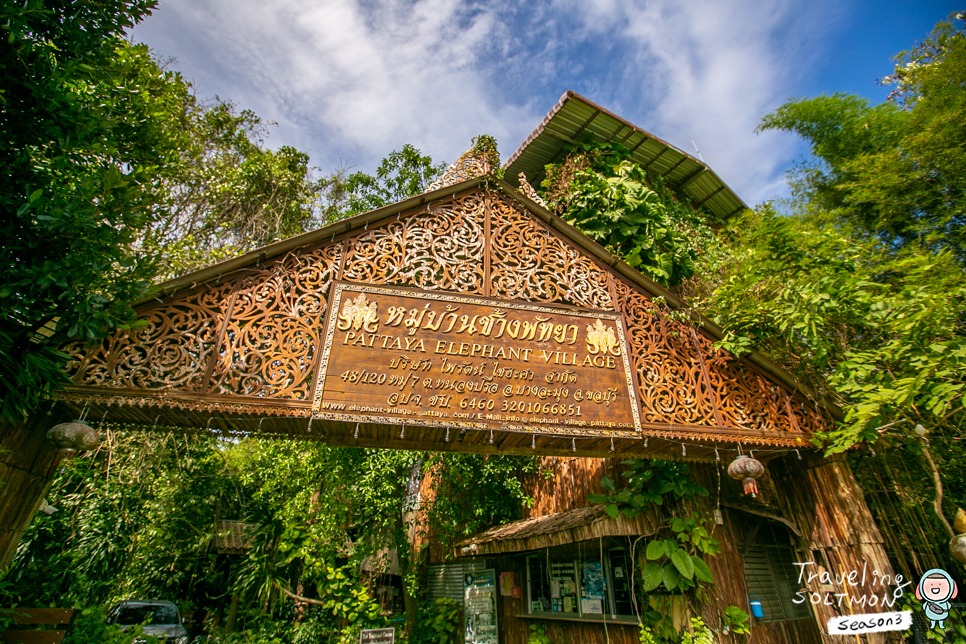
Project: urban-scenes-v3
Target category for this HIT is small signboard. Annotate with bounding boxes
[465,569,499,644]
[360,627,394,644]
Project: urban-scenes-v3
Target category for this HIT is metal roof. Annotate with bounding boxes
[214,520,255,554]
[503,91,749,221]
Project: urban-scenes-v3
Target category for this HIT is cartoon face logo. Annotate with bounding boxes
[916,569,958,630]
[924,576,953,601]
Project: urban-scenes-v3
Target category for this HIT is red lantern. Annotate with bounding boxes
[727,454,765,497]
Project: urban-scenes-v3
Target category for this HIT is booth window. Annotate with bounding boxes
[526,548,636,620]
[741,521,811,622]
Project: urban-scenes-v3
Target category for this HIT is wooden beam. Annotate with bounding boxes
[570,109,600,141]
[0,632,67,644]
[1,609,74,626]
[663,156,689,178]
[629,135,649,154]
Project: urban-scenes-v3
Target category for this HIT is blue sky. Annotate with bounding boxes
[131,0,959,205]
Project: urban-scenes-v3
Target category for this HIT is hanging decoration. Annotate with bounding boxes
[727,454,765,497]
[46,419,100,462]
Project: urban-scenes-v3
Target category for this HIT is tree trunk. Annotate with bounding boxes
[226,589,240,634]
[0,404,71,569]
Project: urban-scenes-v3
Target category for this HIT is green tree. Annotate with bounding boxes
[541,140,722,288]
[0,2,329,420]
[144,101,325,280]
[699,14,966,577]
[320,144,444,222]
[757,13,966,263]
[0,1,183,422]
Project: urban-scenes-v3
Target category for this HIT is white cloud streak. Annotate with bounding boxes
[132,0,848,204]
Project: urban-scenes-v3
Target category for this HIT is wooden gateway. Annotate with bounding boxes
[0,92,898,643]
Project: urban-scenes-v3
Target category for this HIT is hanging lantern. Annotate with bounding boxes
[46,419,100,461]
[727,454,765,497]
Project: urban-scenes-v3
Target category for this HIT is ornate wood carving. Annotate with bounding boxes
[208,243,342,400]
[57,183,829,454]
[66,280,236,391]
[489,194,613,311]
[614,278,718,427]
[342,192,485,294]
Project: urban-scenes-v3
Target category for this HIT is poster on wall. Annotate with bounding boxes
[465,570,499,644]
[549,562,578,614]
[580,561,605,614]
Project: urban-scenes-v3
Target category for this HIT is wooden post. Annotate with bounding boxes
[0,405,71,570]
[772,452,897,644]
[226,590,240,634]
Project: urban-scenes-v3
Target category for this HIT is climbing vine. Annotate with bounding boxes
[540,140,724,289]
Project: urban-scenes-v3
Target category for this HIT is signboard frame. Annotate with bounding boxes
[359,627,394,644]
[311,282,643,438]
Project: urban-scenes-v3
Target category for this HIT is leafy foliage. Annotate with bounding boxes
[0,1,329,420]
[542,141,711,287]
[679,617,714,644]
[424,452,540,550]
[588,461,718,640]
[722,605,751,635]
[320,144,444,222]
[758,14,966,265]
[0,0,182,421]
[144,100,325,279]
[4,430,540,641]
[700,12,966,583]
[413,598,461,644]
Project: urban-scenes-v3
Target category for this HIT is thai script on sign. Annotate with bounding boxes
[339,294,612,350]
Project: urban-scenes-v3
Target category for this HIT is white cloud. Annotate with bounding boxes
[132,0,848,204]
[134,0,538,169]
[551,0,847,203]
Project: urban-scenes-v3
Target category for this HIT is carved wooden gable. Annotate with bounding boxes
[59,179,830,460]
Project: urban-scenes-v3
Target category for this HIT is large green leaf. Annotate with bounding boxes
[692,557,714,583]
[646,540,665,561]
[641,563,664,591]
[661,565,680,591]
[670,549,694,580]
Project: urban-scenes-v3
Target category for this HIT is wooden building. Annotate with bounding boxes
[0,92,899,642]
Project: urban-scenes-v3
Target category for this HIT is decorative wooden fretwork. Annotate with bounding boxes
[58,180,829,458]
[517,172,547,208]
[427,148,493,192]
[615,279,718,428]
[208,243,342,400]
[489,193,613,310]
[342,192,485,294]
[66,280,236,391]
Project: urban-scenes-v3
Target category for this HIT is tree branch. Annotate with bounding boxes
[922,444,956,539]
[278,585,326,606]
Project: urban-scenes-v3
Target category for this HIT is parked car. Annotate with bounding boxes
[106,600,189,643]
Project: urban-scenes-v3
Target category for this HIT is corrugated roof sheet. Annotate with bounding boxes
[215,520,255,554]
[503,91,749,221]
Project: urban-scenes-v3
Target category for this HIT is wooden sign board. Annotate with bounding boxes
[359,627,394,644]
[312,283,642,438]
